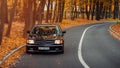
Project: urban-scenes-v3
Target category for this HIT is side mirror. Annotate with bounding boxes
[62,31,66,34]
[27,31,30,34]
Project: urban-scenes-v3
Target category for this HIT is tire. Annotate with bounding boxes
[26,46,30,54]
[60,49,64,54]
[61,50,64,54]
[26,50,30,54]
[60,46,64,54]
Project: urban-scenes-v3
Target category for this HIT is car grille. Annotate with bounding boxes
[35,40,54,45]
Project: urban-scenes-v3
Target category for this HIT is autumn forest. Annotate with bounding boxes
[0,0,120,44]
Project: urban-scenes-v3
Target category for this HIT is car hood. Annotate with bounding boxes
[29,35,63,45]
[41,35,63,40]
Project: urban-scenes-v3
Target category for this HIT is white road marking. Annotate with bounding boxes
[0,45,25,65]
[78,25,100,68]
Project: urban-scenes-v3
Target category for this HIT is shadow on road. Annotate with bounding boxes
[26,52,63,55]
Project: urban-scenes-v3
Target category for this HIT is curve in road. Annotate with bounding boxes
[11,22,120,68]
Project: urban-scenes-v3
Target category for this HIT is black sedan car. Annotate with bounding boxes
[26,24,66,54]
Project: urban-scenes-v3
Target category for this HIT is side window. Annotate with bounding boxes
[32,27,39,34]
[56,26,62,35]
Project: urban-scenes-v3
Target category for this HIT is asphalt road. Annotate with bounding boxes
[11,22,120,68]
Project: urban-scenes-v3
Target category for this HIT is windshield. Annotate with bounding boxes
[30,25,62,39]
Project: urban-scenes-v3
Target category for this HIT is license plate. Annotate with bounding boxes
[38,47,50,50]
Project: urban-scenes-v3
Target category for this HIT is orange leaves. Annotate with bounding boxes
[1,47,25,68]
[56,19,101,29]
[0,36,26,68]
[110,23,120,41]
[0,22,25,68]
[112,23,120,33]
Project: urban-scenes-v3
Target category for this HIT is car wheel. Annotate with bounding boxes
[60,50,64,54]
[26,50,30,54]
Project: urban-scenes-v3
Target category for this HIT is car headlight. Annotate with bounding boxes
[54,40,63,44]
[27,40,34,44]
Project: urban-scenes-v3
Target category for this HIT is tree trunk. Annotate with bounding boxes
[86,4,90,20]
[23,0,28,38]
[28,0,34,30]
[91,0,95,20]
[108,0,112,18]
[37,0,46,24]
[102,7,105,19]
[55,0,61,22]
[32,0,37,27]
[23,0,38,38]
[52,0,57,23]
[59,0,65,22]
[0,0,7,45]
[45,0,50,23]
[6,0,18,37]
[49,1,53,23]
[23,0,35,38]
[74,0,77,18]
[0,0,1,20]
[4,0,8,23]
[73,0,76,19]
[99,2,103,19]
[113,1,119,19]
[105,7,108,19]
[70,1,74,20]
[95,1,100,20]
[81,1,85,19]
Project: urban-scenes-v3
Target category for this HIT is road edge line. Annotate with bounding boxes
[78,24,100,68]
[109,24,120,37]
[0,45,25,65]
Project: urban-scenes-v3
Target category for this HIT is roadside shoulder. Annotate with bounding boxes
[109,23,120,41]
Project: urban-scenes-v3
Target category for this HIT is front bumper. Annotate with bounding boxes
[26,44,64,53]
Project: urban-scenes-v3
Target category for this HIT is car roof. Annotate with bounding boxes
[34,24,60,27]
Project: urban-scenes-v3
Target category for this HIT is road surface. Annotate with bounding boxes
[11,22,120,68]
